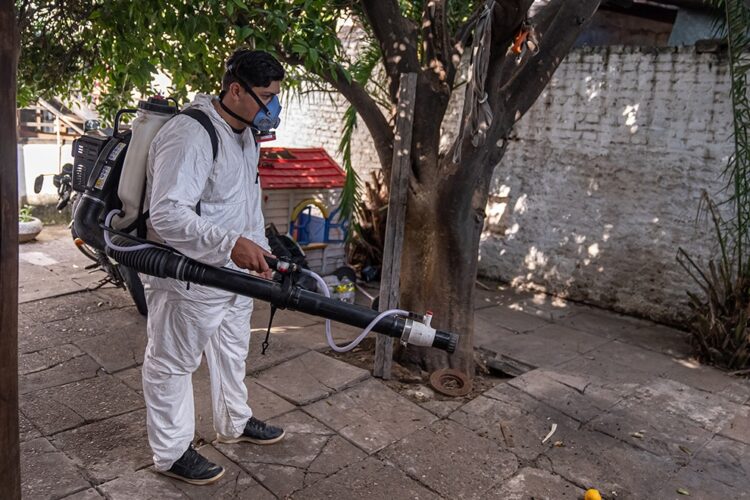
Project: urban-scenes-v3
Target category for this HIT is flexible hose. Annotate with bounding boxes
[103,209,155,252]
[300,268,407,352]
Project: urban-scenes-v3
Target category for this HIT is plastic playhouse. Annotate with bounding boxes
[259,147,349,275]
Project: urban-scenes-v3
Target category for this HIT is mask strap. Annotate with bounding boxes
[218,89,255,128]
[243,85,273,118]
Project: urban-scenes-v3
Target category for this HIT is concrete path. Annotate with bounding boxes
[17,226,750,499]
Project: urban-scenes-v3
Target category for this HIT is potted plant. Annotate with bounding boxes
[18,205,43,243]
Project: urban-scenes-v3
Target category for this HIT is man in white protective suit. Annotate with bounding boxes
[141,49,286,485]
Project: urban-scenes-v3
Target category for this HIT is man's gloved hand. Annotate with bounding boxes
[231,236,274,279]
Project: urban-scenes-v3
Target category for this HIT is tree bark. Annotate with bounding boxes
[0,1,20,498]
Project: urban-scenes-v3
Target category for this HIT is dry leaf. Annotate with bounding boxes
[541,423,558,443]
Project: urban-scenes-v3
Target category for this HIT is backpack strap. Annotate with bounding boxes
[180,108,219,161]
[180,108,219,216]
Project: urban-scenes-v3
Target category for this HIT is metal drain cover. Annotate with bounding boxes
[429,368,472,397]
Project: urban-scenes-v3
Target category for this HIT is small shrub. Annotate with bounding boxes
[18,205,35,223]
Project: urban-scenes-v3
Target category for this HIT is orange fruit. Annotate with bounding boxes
[584,489,602,500]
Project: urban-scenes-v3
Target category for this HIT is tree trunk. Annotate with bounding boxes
[397,142,502,375]
[0,1,20,498]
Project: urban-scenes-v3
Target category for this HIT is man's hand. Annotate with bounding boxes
[230,237,273,279]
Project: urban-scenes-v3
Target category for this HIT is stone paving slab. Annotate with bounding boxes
[291,456,440,500]
[61,487,105,499]
[585,339,680,376]
[18,287,132,326]
[539,428,682,499]
[19,411,41,442]
[51,409,152,484]
[18,262,86,303]
[557,308,651,339]
[18,343,84,375]
[474,305,551,334]
[553,352,654,387]
[379,419,518,500]
[507,369,628,423]
[617,323,692,357]
[474,314,517,347]
[304,378,437,454]
[482,332,585,369]
[449,383,581,461]
[718,404,750,445]
[473,285,578,322]
[21,437,91,499]
[284,320,379,352]
[629,378,745,434]
[662,357,739,395]
[19,309,139,355]
[485,467,584,500]
[19,353,100,395]
[247,329,310,374]
[255,350,370,405]
[215,410,366,498]
[586,396,714,463]
[720,378,750,405]
[113,366,143,394]
[660,435,750,497]
[531,323,611,355]
[96,469,186,499]
[74,314,147,373]
[22,374,144,437]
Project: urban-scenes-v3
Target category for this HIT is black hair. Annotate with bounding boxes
[222,49,285,91]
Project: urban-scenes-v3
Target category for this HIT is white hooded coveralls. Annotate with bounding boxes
[141,94,268,470]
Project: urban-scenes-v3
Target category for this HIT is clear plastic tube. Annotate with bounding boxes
[103,209,155,252]
[300,268,407,352]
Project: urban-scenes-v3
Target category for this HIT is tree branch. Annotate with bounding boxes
[448,0,599,178]
[276,46,394,171]
[422,0,450,82]
[501,0,600,128]
[360,0,420,103]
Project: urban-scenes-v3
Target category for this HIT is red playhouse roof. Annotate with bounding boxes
[258,147,346,190]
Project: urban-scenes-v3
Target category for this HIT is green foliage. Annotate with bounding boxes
[680,0,750,371]
[18,205,34,223]
[16,0,350,121]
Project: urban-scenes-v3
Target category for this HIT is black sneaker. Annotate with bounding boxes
[159,444,225,485]
[216,417,286,445]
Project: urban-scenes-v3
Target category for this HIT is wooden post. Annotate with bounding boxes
[0,2,21,498]
[373,73,417,379]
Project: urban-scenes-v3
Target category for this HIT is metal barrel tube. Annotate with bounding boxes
[107,239,458,353]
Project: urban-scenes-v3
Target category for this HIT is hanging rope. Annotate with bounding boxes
[453,0,494,164]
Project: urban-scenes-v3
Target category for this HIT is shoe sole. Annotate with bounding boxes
[159,467,225,485]
[216,430,286,445]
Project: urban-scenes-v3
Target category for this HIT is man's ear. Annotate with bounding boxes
[229,81,243,100]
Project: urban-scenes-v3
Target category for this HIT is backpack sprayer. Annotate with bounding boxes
[70,96,458,354]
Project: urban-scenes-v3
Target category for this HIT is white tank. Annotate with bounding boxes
[113,97,177,231]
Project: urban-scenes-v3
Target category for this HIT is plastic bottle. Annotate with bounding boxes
[337,277,356,304]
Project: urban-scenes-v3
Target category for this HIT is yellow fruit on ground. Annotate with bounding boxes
[584,489,602,500]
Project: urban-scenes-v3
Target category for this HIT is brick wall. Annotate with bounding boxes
[275,46,731,324]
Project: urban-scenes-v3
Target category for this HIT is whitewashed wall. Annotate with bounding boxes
[275,46,731,323]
